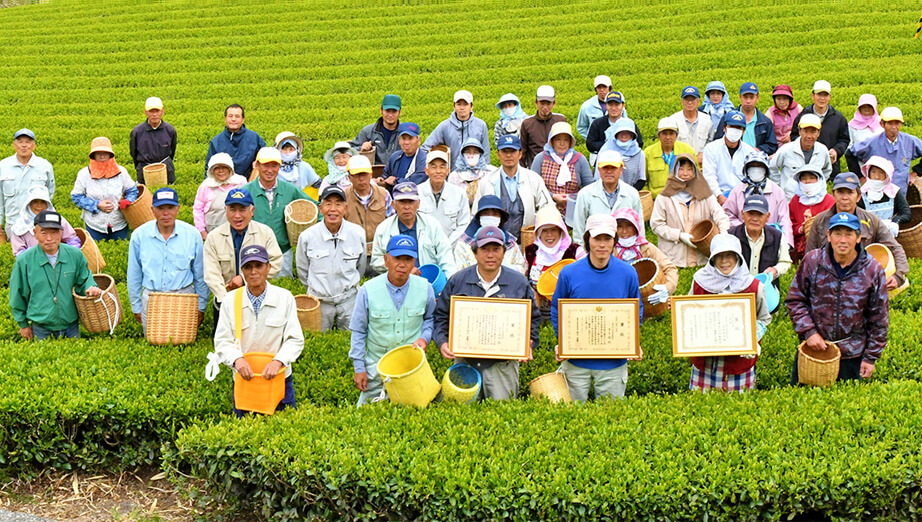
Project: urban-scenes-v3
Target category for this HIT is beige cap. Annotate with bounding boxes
[453,90,473,103]
[348,155,373,174]
[597,149,624,168]
[656,117,679,133]
[593,75,612,88]
[548,121,573,141]
[798,114,822,129]
[812,80,831,94]
[255,147,282,164]
[145,97,163,110]
[89,137,114,157]
[880,106,903,123]
[586,214,618,238]
[426,149,450,165]
[536,85,555,102]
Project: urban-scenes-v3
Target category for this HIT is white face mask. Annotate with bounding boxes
[502,107,517,117]
[464,152,481,167]
[725,127,744,143]
[747,166,767,182]
[866,179,888,193]
[618,236,636,247]
[281,151,298,163]
[615,140,632,150]
[480,216,501,228]
[799,180,825,197]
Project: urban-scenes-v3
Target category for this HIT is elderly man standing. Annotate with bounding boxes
[787,212,889,382]
[127,187,208,333]
[572,150,643,245]
[770,114,833,200]
[850,107,922,193]
[213,245,304,417]
[0,129,55,240]
[670,86,713,163]
[350,235,436,406]
[519,85,567,167]
[422,90,490,161]
[381,122,427,191]
[370,181,456,276]
[297,186,366,331]
[713,82,778,156]
[203,188,282,329]
[576,75,612,140]
[351,94,402,166]
[243,147,308,278]
[586,92,643,162]
[644,117,697,197]
[418,148,470,246]
[435,226,542,401]
[10,210,101,340]
[343,155,394,275]
[702,110,757,204]
[789,81,850,176]
[206,104,266,178]
[728,194,791,292]
[129,96,178,184]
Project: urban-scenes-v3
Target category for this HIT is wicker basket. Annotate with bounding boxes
[123,184,155,230]
[690,219,718,257]
[632,258,667,318]
[797,341,840,387]
[639,190,654,222]
[142,163,168,187]
[295,294,321,332]
[73,273,122,334]
[897,206,922,258]
[74,228,106,274]
[285,200,319,248]
[146,292,199,345]
[803,214,817,240]
[520,225,535,252]
[528,371,572,403]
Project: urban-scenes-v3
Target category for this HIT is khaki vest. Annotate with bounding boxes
[345,185,389,243]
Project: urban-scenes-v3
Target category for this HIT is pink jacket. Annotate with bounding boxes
[193,175,248,232]
[765,103,802,145]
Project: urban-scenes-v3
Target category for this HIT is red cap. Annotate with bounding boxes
[772,84,794,98]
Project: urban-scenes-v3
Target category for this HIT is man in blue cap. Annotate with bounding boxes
[728,193,791,292]
[349,234,436,406]
[435,226,542,400]
[786,212,889,383]
[701,110,757,204]
[670,86,713,161]
[127,187,209,333]
[713,82,778,156]
[203,187,282,329]
[805,172,908,291]
[586,91,643,164]
[0,128,55,240]
[382,122,428,191]
[351,94,402,165]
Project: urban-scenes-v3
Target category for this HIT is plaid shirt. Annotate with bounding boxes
[690,358,756,392]
[246,287,267,315]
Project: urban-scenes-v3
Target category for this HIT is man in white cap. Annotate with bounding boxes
[243,147,308,278]
[790,81,850,176]
[422,90,490,162]
[0,128,54,240]
[850,107,922,193]
[572,150,643,245]
[417,148,470,246]
[770,114,833,200]
[670,86,713,161]
[519,85,568,167]
[644,117,696,197]
[129,96,177,184]
[343,155,394,275]
[576,75,612,140]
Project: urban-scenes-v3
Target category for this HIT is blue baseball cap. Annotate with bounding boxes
[14,128,35,141]
[832,172,860,191]
[240,245,270,266]
[742,194,770,214]
[225,188,253,207]
[605,91,625,104]
[725,110,747,128]
[496,134,521,151]
[475,226,506,248]
[739,82,759,95]
[386,234,418,259]
[381,94,402,111]
[681,86,700,99]
[828,212,861,232]
[398,122,420,138]
[152,187,179,207]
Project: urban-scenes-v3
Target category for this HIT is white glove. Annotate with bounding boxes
[886,219,899,238]
[647,284,669,305]
[679,232,696,248]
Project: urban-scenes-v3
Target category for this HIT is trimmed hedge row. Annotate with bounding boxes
[165,380,922,521]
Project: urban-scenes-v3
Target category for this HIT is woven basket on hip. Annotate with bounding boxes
[294,294,321,332]
[639,190,654,222]
[797,341,840,387]
[73,273,122,334]
[632,257,667,318]
[146,292,199,345]
[285,200,319,248]
[122,184,155,230]
[897,206,922,258]
[74,228,106,274]
[142,163,168,187]
[519,225,535,252]
[528,371,572,403]
[690,219,718,257]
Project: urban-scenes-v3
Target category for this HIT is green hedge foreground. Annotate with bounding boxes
[165,381,922,521]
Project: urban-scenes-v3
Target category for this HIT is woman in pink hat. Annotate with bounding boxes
[845,94,883,174]
[765,85,802,147]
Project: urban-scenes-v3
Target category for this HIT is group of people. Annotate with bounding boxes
[6,75,917,413]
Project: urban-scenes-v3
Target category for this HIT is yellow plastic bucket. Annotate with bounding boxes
[377,345,441,407]
[233,352,286,415]
[441,364,481,403]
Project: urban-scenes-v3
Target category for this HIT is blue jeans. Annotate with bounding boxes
[86,226,129,242]
[232,374,296,418]
[32,323,80,340]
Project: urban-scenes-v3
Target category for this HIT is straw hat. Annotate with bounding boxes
[89,137,114,157]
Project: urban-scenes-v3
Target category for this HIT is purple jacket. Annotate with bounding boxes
[785,244,889,362]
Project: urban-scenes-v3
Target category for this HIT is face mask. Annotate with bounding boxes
[480,216,501,228]
[725,128,744,143]
[747,166,767,182]
[867,179,888,193]
[615,140,632,150]
[464,153,481,167]
[281,151,298,163]
[799,180,824,197]
[502,107,517,117]
[618,236,636,247]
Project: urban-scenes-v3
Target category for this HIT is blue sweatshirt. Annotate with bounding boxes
[551,255,642,370]
[205,124,266,177]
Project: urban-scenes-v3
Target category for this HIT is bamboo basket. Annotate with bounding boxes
[520,225,535,252]
[295,294,321,332]
[797,341,840,387]
[690,219,718,257]
[122,184,155,230]
[803,214,817,240]
[142,163,168,187]
[74,228,106,274]
[639,190,654,222]
[632,258,667,318]
[146,292,199,345]
[73,273,122,334]
[285,200,319,248]
[529,371,572,403]
[897,206,922,258]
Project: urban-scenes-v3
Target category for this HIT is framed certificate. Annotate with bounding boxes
[671,294,757,357]
[558,299,640,359]
[448,296,532,360]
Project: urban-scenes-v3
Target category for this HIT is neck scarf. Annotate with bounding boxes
[612,208,649,262]
[543,142,575,186]
[498,103,527,122]
[693,257,754,294]
[849,94,882,132]
[280,145,302,175]
[659,153,712,201]
[326,161,349,185]
[743,174,767,197]
[861,156,900,201]
[204,173,247,190]
[89,159,121,179]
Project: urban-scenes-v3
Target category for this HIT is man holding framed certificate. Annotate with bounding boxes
[434,226,542,400]
[551,214,643,401]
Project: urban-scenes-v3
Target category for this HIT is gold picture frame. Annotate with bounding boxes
[448,296,532,360]
[557,299,641,359]
[671,293,758,357]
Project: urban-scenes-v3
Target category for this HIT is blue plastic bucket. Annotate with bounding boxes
[419,264,447,295]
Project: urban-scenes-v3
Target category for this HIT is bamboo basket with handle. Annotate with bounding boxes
[73,273,122,334]
[74,228,106,274]
[122,184,155,230]
[690,219,718,257]
[146,292,199,345]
